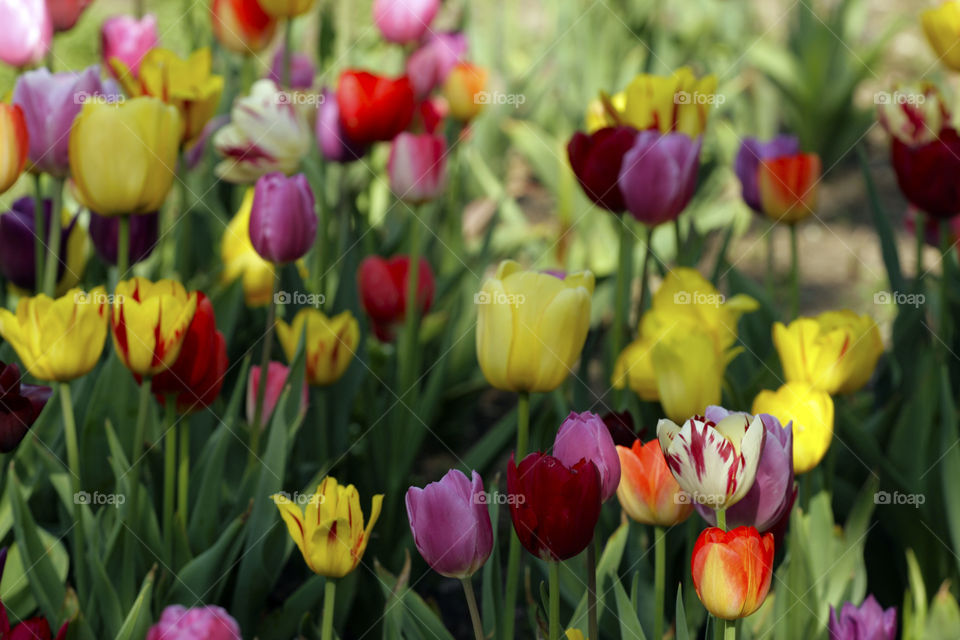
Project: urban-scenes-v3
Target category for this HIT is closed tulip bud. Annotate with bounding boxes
[211,0,277,55]
[257,0,314,18]
[246,361,308,426]
[616,439,693,526]
[618,67,717,138]
[658,413,765,509]
[553,411,621,502]
[476,260,593,393]
[0,288,109,382]
[406,469,493,578]
[316,88,367,163]
[221,189,277,307]
[0,104,29,195]
[618,130,701,227]
[272,476,383,578]
[752,382,834,474]
[101,14,159,78]
[0,197,87,292]
[507,452,601,560]
[757,153,821,224]
[336,71,416,144]
[248,172,316,263]
[373,0,440,44]
[922,2,960,72]
[567,126,637,212]
[111,278,198,378]
[0,361,52,453]
[358,255,435,342]
[0,0,51,67]
[89,210,158,267]
[443,63,488,122]
[387,132,447,203]
[734,135,800,213]
[828,595,897,640]
[276,309,359,386]
[47,0,93,32]
[146,605,241,640]
[69,97,183,216]
[406,32,468,99]
[691,526,774,620]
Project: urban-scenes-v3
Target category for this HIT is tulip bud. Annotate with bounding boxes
[734,135,800,213]
[691,526,774,620]
[89,210,158,267]
[752,382,834,474]
[336,70,415,144]
[221,189,277,307]
[406,32,468,99]
[922,1,960,72]
[0,361,52,453]
[618,130,701,227]
[101,14,159,78]
[553,411,621,502]
[616,439,693,527]
[0,197,85,291]
[248,172,317,263]
[387,132,448,203]
[0,0,51,68]
[757,153,821,224]
[567,126,637,212]
[316,88,367,163]
[443,63,488,122]
[373,0,440,44]
[828,595,897,640]
[246,361,308,427]
[211,0,277,55]
[47,0,94,32]
[890,121,960,218]
[358,255,435,342]
[146,605,241,640]
[0,104,29,195]
[275,309,360,386]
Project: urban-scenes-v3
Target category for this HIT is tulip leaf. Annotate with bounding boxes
[568,520,628,630]
[87,549,125,638]
[675,584,690,640]
[856,145,904,295]
[375,559,457,640]
[113,567,155,640]
[613,575,647,640]
[255,575,326,640]
[939,363,960,577]
[187,420,236,550]
[165,514,245,605]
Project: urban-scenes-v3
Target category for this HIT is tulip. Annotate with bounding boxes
[272,476,384,577]
[111,278,198,378]
[146,605,241,640]
[0,288,108,382]
[69,97,183,216]
[88,210,158,266]
[0,0,52,67]
[734,135,800,213]
[387,132,447,204]
[0,197,87,292]
[336,70,416,144]
[476,260,594,393]
[657,413,765,509]
[906,205,960,248]
[507,452,602,560]
[922,2,960,72]
[248,172,317,263]
[373,0,440,44]
[443,63,488,122]
[358,255,435,342]
[616,439,693,526]
[101,14,159,78]
[47,0,93,31]
[316,88,367,163]
[602,410,644,447]
[0,609,68,640]
[566,126,637,212]
[221,188,277,307]
[269,47,315,90]
[0,104,29,195]
[601,67,716,138]
[0,361,52,453]
[757,152,821,224]
[211,0,277,55]
[877,84,943,147]
[553,411,621,502]
[828,595,897,640]
[257,0,314,18]
[691,526,774,620]
[618,130,701,227]
[406,32,468,98]
[246,361,307,426]
[214,79,311,183]
[406,469,493,578]
[752,381,834,474]
[275,309,360,386]
[694,407,795,532]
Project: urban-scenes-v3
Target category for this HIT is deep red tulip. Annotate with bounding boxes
[567,126,637,212]
[601,409,644,447]
[358,255,435,342]
[891,130,960,219]
[336,70,415,144]
[0,361,52,453]
[506,452,601,561]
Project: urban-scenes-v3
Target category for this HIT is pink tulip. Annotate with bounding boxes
[372,0,440,44]
[248,172,317,264]
[387,132,447,204]
[553,411,621,502]
[101,14,159,77]
[47,0,93,32]
[618,130,701,227]
[0,0,52,68]
[405,32,468,98]
[246,361,308,427]
[146,605,240,640]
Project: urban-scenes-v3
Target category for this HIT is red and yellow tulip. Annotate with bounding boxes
[0,103,28,194]
[275,309,360,387]
[616,439,693,527]
[757,153,821,224]
[691,526,774,620]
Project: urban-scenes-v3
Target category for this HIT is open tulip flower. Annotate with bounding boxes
[752,381,834,474]
[923,1,960,72]
[388,132,448,204]
[221,188,278,307]
[373,0,440,43]
[211,0,277,55]
[0,361,52,453]
[146,605,241,640]
[553,411,621,502]
[0,104,29,195]
[406,32,468,98]
[272,476,383,578]
[828,595,897,640]
[336,70,416,144]
[275,309,360,386]
[618,129,702,227]
[616,438,694,527]
[691,526,774,620]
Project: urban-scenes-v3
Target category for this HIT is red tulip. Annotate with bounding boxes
[336,70,415,144]
[891,130,960,219]
[506,452,601,561]
[358,255,435,342]
[757,153,821,224]
[211,0,277,55]
[691,526,774,620]
[567,126,637,212]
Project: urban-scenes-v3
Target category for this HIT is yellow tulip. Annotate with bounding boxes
[276,309,360,386]
[476,260,594,393]
[258,0,315,17]
[922,1,960,72]
[69,96,183,217]
[443,63,488,122]
[272,476,383,578]
[585,91,625,133]
[651,323,729,423]
[0,287,109,382]
[113,48,225,144]
[221,188,277,307]
[752,382,834,473]
[111,278,198,378]
[618,67,717,138]
[773,311,883,395]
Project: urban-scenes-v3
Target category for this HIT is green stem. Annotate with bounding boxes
[765,226,775,300]
[940,219,953,356]
[251,270,281,457]
[549,561,560,640]
[789,223,799,319]
[611,217,635,388]
[33,174,45,292]
[654,526,665,640]
[178,419,189,522]
[502,390,531,640]
[60,383,87,599]
[399,209,425,397]
[716,507,726,532]
[163,396,177,558]
[41,178,64,296]
[916,215,926,283]
[461,578,485,640]
[587,536,599,640]
[635,225,651,321]
[516,391,530,458]
[674,218,683,265]
[282,19,293,89]
[117,215,130,282]
[723,618,736,640]
[134,0,144,18]
[321,578,336,640]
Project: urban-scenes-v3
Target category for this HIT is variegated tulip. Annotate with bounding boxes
[275,309,359,387]
[691,526,774,620]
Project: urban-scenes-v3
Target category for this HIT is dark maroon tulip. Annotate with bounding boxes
[567,126,637,212]
[507,452,601,561]
[0,361,52,453]
[249,172,317,264]
[601,410,644,447]
[891,130,960,219]
[357,255,435,342]
[0,197,75,290]
[88,210,158,266]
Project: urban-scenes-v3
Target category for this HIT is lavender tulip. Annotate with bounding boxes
[316,88,367,163]
[829,595,897,640]
[694,405,795,532]
[406,469,493,578]
[88,210,158,266]
[146,605,241,640]
[0,0,52,67]
[249,172,317,263]
[553,411,622,502]
[405,32,468,98]
[269,47,316,90]
[734,135,800,213]
[0,197,77,290]
[618,130,701,227]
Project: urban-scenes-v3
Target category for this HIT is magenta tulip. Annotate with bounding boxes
[0,0,52,67]
[405,32,468,98]
[828,595,897,640]
[101,14,159,77]
[47,0,93,31]
[387,132,447,204]
[618,130,701,227]
[249,172,317,263]
[146,605,241,640]
[246,361,308,428]
[553,411,621,502]
[373,0,440,44]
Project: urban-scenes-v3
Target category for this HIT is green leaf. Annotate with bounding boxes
[165,514,245,605]
[113,567,155,640]
[675,584,689,640]
[938,364,960,576]
[612,575,647,640]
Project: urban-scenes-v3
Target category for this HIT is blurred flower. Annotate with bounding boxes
[602,410,644,447]
[211,0,277,55]
[0,104,29,195]
[316,88,367,163]
[101,14,158,78]
[152,293,228,413]
[0,197,87,292]
[47,0,93,31]
[0,287,108,381]
[214,79,311,183]
[906,205,960,248]
[336,70,415,144]
[657,413,765,509]
[0,361,52,453]
[221,188,277,307]
[476,260,594,393]
[553,411,621,502]
[69,97,182,216]
[691,526,774,620]
[757,152,821,224]
[616,439,693,527]
[257,0,314,18]
[752,382,833,474]
[695,407,795,532]
[246,361,307,426]
[567,126,637,212]
[0,609,68,640]
[358,255,435,342]
[388,132,447,203]
[269,47,315,89]
[922,2,960,72]
[276,309,359,386]
[0,0,51,67]
[373,0,439,43]
[565,631,585,640]
[406,32,468,98]
[248,172,316,263]
[146,605,241,640]
[618,130,701,227]
[272,476,384,577]
[585,91,625,133]
[734,135,800,213]
[597,68,716,138]
[877,84,944,147]
[111,278,198,378]
[828,595,897,640]
[406,469,493,578]
[507,452,601,560]
[89,210,158,266]
[443,62,488,122]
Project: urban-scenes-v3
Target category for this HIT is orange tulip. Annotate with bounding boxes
[615,440,693,527]
[211,0,277,55]
[691,526,774,620]
[757,152,821,224]
[0,104,28,194]
[443,62,488,122]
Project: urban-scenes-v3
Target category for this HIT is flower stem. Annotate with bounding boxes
[163,395,177,558]
[178,419,189,524]
[789,223,799,319]
[502,391,531,640]
[940,220,953,356]
[635,225,651,322]
[611,216,634,393]
[117,215,130,282]
[33,175,45,291]
[60,383,87,599]
[716,507,726,532]
[41,178,64,297]
[723,619,736,640]
[654,525,666,640]
[250,269,281,458]
[916,216,925,282]
[321,578,336,640]
[587,537,599,640]
[282,19,293,89]
[765,226,775,300]
[461,578,485,640]
[549,561,560,640]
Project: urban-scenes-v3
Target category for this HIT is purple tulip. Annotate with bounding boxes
[269,47,316,90]
[405,469,493,578]
[373,0,440,45]
[0,0,52,68]
[829,595,897,640]
[101,14,158,78]
[695,406,795,532]
[146,605,241,640]
[0,197,76,291]
[387,132,448,204]
[249,172,317,263]
[553,411,622,502]
[0,361,52,453]
[618,130,701,227]
[13,65,109,177]
[316,88,367,163]
[406,32,468,98]
[88,210,158,266]
[734,135,800,213]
